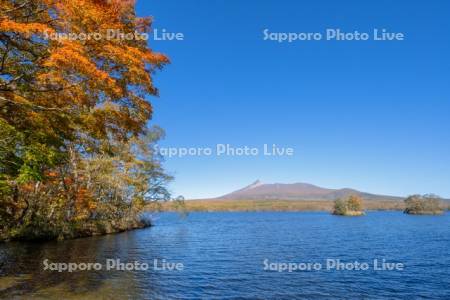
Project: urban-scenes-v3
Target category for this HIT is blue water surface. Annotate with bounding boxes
[1,212,449,299]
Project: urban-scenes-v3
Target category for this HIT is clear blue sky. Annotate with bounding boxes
[136,0,450,199]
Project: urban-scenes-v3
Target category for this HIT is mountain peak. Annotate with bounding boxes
[244,180,263,190]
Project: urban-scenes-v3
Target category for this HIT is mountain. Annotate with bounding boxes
[218,180,403,201]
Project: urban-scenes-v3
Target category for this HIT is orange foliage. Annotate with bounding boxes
[1,0,169,143]
[0,18,54,36]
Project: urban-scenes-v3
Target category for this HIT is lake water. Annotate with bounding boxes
[1,212,449,299]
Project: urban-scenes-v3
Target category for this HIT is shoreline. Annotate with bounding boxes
[0,218,152,243]
[161,199,407,212]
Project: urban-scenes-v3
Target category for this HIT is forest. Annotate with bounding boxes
[0,0,171,241]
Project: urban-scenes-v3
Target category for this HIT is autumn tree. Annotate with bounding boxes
[0,0,171,240]
[347,195,363,212]
[332,198,347,216]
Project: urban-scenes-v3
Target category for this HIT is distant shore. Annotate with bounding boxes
[161,199,413,212]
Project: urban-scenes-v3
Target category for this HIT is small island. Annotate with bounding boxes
[332,195,365,216]
[404,194,444,215]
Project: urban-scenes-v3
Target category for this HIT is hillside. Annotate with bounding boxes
[219,180,403,201]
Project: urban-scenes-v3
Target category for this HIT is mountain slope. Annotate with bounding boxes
[219,180,403,201]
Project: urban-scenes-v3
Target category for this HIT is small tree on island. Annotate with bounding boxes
[404,194,444,215]
[347,195,363,211]
[333,195,364,216]
[333,199,348,215]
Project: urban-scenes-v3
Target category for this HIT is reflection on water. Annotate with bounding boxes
[0,225,170,299]
[1,212,450,299]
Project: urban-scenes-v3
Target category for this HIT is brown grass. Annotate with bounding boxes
[160,199,407,212]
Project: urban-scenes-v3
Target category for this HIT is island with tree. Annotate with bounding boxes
[332,195,365,216]
[403,194,444,215]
